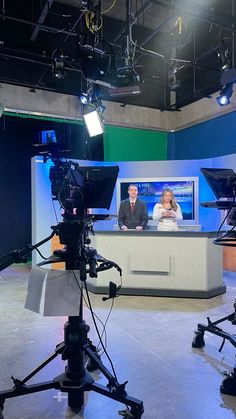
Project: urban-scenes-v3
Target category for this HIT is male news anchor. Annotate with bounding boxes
[118,184,148,231]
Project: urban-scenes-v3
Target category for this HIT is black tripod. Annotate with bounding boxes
[192,300,236,395]
[0,220,144,418]
[192,236,236,396]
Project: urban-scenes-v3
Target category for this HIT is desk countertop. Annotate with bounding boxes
[94,230,218,238]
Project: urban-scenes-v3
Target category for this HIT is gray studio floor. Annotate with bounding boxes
[1,265,236,419]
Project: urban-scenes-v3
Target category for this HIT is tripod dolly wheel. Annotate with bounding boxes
[0,399,4,419]
[192,331,205,348]
[130,406,144,418]
[220,374,236,396]
[119,404,144,418]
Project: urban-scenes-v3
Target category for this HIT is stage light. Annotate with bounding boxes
[108,85,142,97]
[83,110,104,137]
[216,83,233,106]
[168,66,180,91]
[52,50,66,80]
[52,60,65,79]
[218,48,231,71]
[79,94,89,105]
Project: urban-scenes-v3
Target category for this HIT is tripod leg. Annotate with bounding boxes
[90,382,144,418]
[68,390,83,412]
[84,344,119,388]
[86,338,101,372]
[82,345,144,417]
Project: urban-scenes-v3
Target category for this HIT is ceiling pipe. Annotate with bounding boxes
[0,13,78,37]
[34,4,86,88]
[140,13,175,47]
[151,0,236,34]
[113,0,152,43]
[0,51,82,75]
[232,0,235,69]
[31,0,54,42]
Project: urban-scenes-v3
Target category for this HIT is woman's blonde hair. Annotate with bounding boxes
[160,189,177,211]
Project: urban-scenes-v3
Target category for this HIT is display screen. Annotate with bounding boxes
[40,130,57,144]
[118,178,198,220]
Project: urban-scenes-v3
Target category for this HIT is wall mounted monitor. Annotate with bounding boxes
[40,130,57,144]
[117,177,199,223]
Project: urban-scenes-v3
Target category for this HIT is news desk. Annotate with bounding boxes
[87,230,225,298]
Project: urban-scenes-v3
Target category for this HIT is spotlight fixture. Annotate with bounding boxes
[83,110,104,137]
[79,93,89,105]
[81,83,105,136]
[218,47,231,71]
[52,50,66,80]
[216,83,233,106]
[168,65,180,91]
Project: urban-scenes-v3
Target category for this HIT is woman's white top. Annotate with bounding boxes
[152,203,183,231]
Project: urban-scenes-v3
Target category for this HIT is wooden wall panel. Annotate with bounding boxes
[224,247,236,272]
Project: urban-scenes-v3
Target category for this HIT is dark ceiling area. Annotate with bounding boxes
[0,0,236,111]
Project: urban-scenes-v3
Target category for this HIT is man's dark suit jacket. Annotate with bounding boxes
[118,198,148,229]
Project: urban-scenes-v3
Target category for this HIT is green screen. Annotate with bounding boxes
[103,125,167,161]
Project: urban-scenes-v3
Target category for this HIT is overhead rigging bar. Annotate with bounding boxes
[30,0,54,42]
[0,13,77,37]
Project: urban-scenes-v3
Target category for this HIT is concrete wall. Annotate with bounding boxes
[2,82,236,132]
[0,83,172,131]
[173,90,236,131]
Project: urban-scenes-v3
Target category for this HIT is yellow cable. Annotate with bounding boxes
[96,15,103,31]
[84,11,103,32]
[101,0,116,15]
[177,16,182,34]
[85,11,93,32]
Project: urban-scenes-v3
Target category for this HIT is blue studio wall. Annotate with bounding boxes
[168,111,236,160]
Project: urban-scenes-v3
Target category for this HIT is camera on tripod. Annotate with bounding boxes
[192,167,236,397]
[0,143,144,418]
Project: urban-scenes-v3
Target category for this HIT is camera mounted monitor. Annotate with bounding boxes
[200,168,236,199]
[49,164,119,218]
[79,166,119,209]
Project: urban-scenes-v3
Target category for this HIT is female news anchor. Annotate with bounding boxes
[152,189,183,231]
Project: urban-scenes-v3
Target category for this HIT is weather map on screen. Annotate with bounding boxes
[118,178,198,221]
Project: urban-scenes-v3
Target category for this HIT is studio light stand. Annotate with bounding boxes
[0,161,144,419]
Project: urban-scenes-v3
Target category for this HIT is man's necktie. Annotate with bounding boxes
[130,202,135,212]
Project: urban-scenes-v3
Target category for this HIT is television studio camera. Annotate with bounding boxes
[192,167,236,397]
[0,143,144,419]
